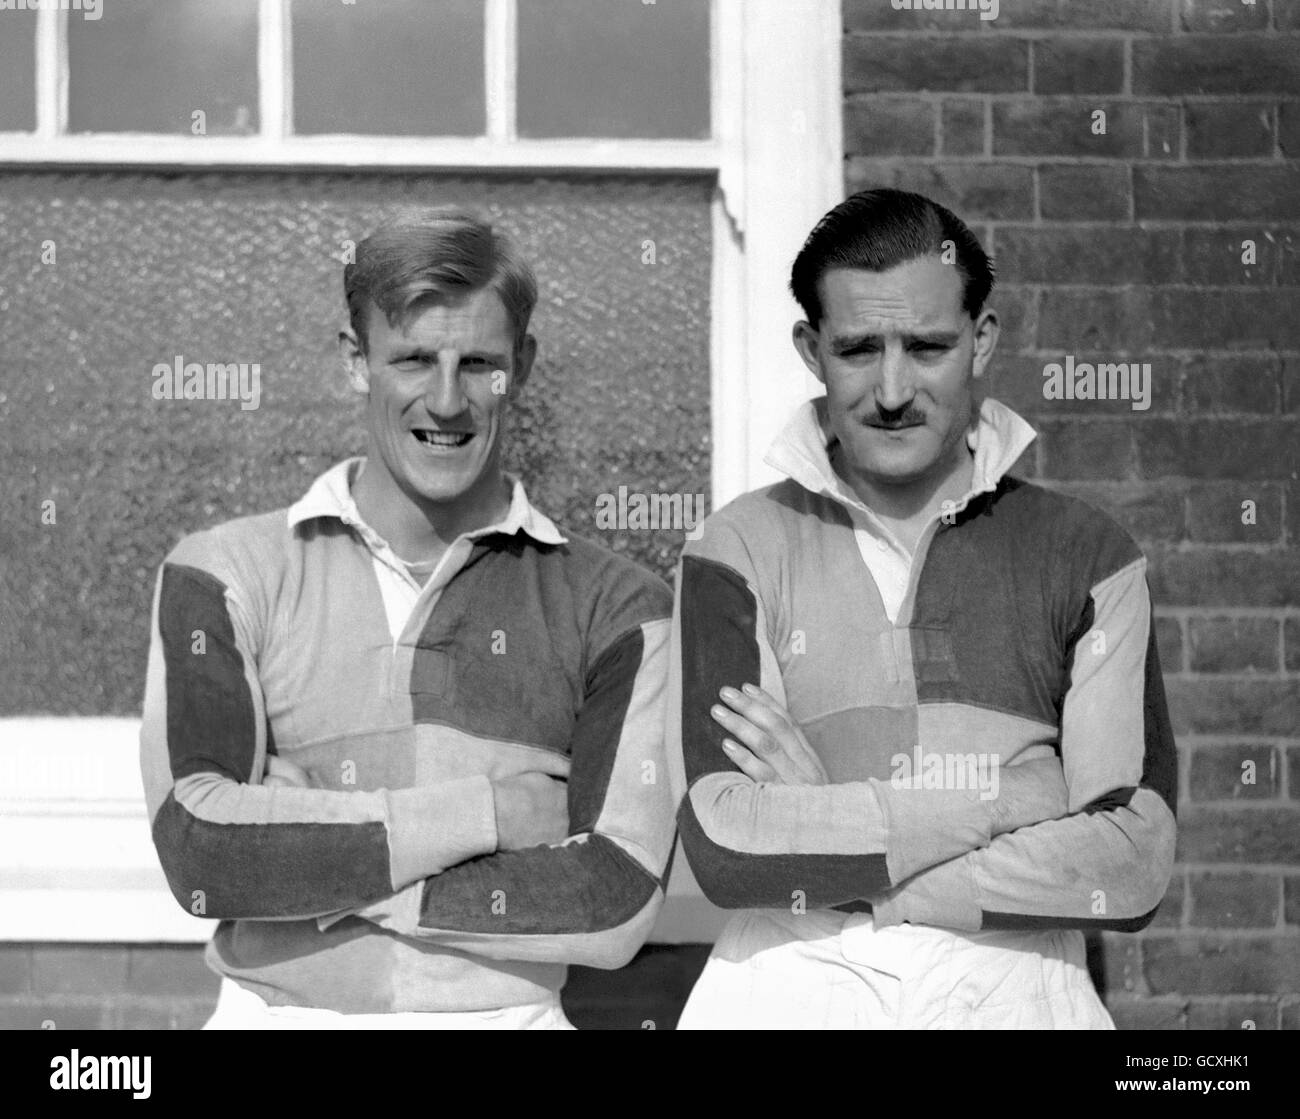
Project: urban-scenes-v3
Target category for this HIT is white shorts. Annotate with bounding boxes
[202,978,576,1030]
[678,909,1114,1030]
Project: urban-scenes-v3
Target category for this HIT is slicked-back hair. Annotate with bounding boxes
[789,188,995,326]
[344,207,538,356]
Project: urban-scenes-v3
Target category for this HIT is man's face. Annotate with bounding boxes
[344,286,532,508]
[793,255,997,492]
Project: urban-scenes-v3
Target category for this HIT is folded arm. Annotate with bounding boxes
[141,555,497,922]
[870,558,1178,932]
[326,618,677,969]
[670,520,1058,911]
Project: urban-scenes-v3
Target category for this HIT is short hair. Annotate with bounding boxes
[789,188,995,325]
[344,206,538,355]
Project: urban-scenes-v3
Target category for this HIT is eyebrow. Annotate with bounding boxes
[828,330,962,353]
[388,346,509,362]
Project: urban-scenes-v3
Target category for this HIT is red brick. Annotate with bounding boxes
[0,947,31,996]
[1291,747,1300,798]
[1039,163,1131,221]
[127,945,219,997]
[1189,871,1281,928]
[1177,353,1283,415]
[844,36,1029,94]
[1033,38,1125,96]
[989,354,1168,416]
[1097,933,1145,995]
[1187,999,1278,1030]
[1285,876,1300,926]
[994,101,1177,159]
[1180,0,1271,32]
[1136,419,1298,480]
[1142,935,1300,995]
[846,158,1036,219]
[940,98,985,156]
[1146,547,1298,607]
[1188,616,1281,672]
[1280,0,1300,33]
[995,226,1177,286]
[1280,102,1300,157]
[1151,869,1187,928]
[1038,289,1152,351]
[1186,101,1275,159]
[1190,610,1284,670]
[1151,291,1300,351]
[996,0,1171,32]
[1284,357,1300,413]
[1186,483,1283,544]
[1107,997,1189,1030]
[1177,806,1300,862]
[1134,166,1300,221]
[991,284,1037,352]
[1283,1001,1300,1029]
[1278,231,1300,285]
[0,998,108,1029]
[1037,419,1137,480]
[1189,744,1280,800]
[1133,38,1300,96]
[1286,619,1300,671]
[1167,678,1300,735]
[1156,614,1186,669]
[31,945,129,995]
[844,98,936,156]
[1045,480,1186,540]
[112,996,218,1030]
[1180,230,1282,286]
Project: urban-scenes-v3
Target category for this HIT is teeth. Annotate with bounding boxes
[414,431,471,446]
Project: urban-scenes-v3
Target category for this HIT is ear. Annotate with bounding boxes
[338,329,369,395]
[970,308,1000,383]
[792,320,826,386]
[509,332,537,396]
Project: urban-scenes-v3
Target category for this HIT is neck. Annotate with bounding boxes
[836,438,976,526]
[352,458,512,563]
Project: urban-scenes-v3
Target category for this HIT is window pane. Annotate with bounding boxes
[0,7,36,132]
[67,0,258,135]
[292,0,485,136]
[0,171,710,711]
[517,0,710,139]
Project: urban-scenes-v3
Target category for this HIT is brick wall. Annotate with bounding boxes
[844,0,1299,1028]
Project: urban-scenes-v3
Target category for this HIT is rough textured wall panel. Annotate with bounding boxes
[0,172,712,714]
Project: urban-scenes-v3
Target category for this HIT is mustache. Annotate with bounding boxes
[862,406,926,428]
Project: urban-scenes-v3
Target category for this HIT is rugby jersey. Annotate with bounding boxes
[140,459,676,1013]
[668,397,1177,932]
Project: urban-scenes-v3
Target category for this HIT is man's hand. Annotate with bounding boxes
[989,756,1070,834]
[262,755,313,788]
[492,773,569,850]
[711,683,830,786]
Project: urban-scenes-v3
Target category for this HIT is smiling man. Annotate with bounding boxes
[668,188,1177,1029]
[140,208,676,1029]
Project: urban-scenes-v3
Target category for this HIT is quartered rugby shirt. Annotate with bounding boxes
[669,396,1177,932]
[140,458,675,1013]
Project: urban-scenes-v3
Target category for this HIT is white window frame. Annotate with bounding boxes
[0,0,842,943]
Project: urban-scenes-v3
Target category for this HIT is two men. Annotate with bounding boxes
[669,188,1177,1028]
[141,210,675,1028]
[144,189,1175,1029]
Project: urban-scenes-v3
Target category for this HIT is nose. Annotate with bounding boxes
[423,357,469,418]
[875,345,916,413]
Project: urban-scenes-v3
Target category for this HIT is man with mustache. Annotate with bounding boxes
[669,188,1176,1029]
[140,208,676,1028]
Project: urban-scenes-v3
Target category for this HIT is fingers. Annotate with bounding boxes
[721,739,777,783]
[713,684,830,786]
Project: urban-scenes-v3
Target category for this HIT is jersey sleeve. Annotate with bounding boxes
[870,558,1178,932]
[140,535,498,922]
[668,514,1017,911]
[323,592,677,969]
